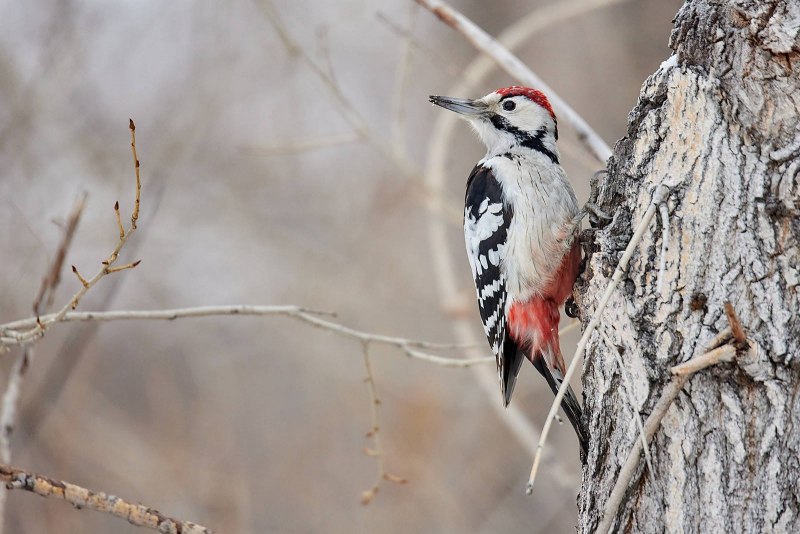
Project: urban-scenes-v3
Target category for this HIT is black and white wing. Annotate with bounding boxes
[463,164,524,406]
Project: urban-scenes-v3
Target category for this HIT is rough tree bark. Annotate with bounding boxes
[577,1,800,532]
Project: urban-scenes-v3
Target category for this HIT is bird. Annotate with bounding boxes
[430,86,588,454]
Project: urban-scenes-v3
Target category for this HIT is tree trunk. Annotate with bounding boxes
[577,1,800,532]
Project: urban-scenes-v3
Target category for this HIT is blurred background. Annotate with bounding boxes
[0,0,680,532]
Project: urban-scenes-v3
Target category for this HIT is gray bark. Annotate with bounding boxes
[577,1,800,532]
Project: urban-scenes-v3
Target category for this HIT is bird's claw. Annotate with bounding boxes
[582,202,612,222]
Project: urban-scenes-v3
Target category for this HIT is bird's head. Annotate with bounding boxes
[429,86,558,156]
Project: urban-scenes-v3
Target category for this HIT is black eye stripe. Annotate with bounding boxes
[488,113,559,165]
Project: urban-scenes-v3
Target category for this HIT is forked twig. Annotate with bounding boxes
[2,121,143,346]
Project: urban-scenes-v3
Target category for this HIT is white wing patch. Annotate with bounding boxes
[464,201,506,279]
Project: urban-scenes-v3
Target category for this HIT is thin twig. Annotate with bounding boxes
[527,185,671,494]
[657,202,669,293]
[360,342,407,505]
[114,201,125,239]
[597,343,737,533]
[415,0,613,163]
[723,302,747,346]
[0,463,212,533]
[375,11,458,75]
[600,329,652,477]
[129,119,141,228]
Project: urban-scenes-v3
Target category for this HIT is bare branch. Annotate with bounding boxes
[0,347,33,532]
[0,306,489,367]
[0,348,32,466]
[0,463,212,533]
[415,0,613,163]
[527,185,671,494]
[670,345,736,376]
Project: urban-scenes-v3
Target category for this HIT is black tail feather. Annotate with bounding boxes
[531,354,588,457]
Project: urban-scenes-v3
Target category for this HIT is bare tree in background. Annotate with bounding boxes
[577,1,799,531]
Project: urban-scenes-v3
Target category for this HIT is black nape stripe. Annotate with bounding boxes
[489,113,559,165]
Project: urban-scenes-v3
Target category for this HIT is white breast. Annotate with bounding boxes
[482,154,579,302]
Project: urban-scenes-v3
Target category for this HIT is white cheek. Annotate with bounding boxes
[469,119,513,150]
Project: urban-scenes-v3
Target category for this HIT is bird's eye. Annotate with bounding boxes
[502,100,516,111]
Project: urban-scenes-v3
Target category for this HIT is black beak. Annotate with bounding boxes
[429,95,488,117]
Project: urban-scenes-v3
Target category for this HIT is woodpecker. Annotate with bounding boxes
[430,86,587,454]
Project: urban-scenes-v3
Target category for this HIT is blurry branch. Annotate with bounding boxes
[1,121,143,347]
[316,26,339,86]
[0,463,212,534]
[245,133,361,154]
[415,0,613,163]
[255,0,462,225]
[389,3,418,163]
[1,306,492,368]
[0,347,30,534]
[375,11,458,76]
[598,309,748,534]
[527,185,671,494]
[0,348,30,467]
[32,195,86,316]
[359,342,407,505]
